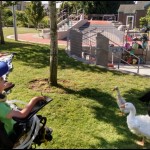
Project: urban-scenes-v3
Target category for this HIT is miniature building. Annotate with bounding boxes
[118,1,150,29]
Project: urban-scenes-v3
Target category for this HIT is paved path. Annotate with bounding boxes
[7,33,67,46]
[113,63,150,77]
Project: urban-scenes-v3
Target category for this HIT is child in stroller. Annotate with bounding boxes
[0,61,53,149]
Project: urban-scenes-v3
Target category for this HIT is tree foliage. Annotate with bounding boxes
[59,1,134,14]
[59,1,81,14]
[16,10,28,27]
[0,1,18,44]
[25,1,45,29]
[145,6,150,25]
[2,8,13,27]
[139,6,150,28]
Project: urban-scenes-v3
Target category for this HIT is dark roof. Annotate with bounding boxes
[118,1,150,14]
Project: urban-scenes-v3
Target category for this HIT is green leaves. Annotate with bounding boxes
[25,1,45,29]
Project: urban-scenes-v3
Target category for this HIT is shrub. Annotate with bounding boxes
[16,10,28,27]
[39,16,50,28]
[139,17,148,28]
[2,8,13,27]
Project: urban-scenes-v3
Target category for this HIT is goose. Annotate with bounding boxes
[120,102,150,146]
[113,86,129,115]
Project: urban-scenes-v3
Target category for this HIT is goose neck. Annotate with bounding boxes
[128,106,136,118]
[116,89,121,97]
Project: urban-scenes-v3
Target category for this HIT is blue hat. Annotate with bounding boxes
[0,61,9,77]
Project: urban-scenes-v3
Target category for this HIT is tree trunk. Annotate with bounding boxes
[0,1,5,44]
[49,1,58,86]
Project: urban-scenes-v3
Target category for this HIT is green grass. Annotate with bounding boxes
[1,27,150,149]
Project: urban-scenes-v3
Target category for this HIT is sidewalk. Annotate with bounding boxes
[7,33,67,46]
[113,63,150,77]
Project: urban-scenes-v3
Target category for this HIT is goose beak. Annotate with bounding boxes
[112,88,116,91]
[112,86,118,91]
[120,104,125,109]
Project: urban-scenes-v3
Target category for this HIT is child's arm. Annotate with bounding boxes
[6,96,46,119]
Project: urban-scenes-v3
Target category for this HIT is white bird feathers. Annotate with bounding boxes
[121,102,150,146]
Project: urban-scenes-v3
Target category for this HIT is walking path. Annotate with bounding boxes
[112,63,150,77]
[7,33,67,46]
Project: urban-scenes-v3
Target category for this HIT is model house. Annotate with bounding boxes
[118,1,150,29]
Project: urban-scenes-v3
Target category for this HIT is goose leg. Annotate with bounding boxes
[136,137,144,146]
[116,111,125,116]
[121,112,125,116]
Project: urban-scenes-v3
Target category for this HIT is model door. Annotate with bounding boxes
[126,16,134,29]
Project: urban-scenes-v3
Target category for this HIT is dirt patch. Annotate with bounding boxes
[28,78,50,93]
[28,78,71,93]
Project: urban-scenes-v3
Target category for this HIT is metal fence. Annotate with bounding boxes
[66,26,125,64]
[66,26,148,73]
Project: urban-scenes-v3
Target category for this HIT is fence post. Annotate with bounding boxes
[70,29,82,58]
[96,33,109,67]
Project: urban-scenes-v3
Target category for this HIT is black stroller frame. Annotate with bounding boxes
[0,53,53,149]
[6,97,53,149]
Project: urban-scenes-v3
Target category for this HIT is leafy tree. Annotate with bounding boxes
[16,10,28,27]
[0,1,18,44]
[59,1,134,15]
[139,6,150,28]
[25,1,45,29]
[139,17,148,28]
[40,16,50,28]
[2,8,13,27]
[49,1,58,86]
[145,6,150,26]
[59,1,80,14]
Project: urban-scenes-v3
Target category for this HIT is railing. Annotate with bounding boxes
[109,39,140,73]
[67,25,148,74]
[81,28,101,63]
[57,8,84,31]
[57,9,68,24]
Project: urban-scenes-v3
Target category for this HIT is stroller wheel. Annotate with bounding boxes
[45,127,53,141]
[13,132,28,149]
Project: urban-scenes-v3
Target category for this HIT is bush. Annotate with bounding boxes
[5,16,13,27]
[139,17,148,28]
[2,8,13,27]
[39,16,50,28]
[16,10,28,27]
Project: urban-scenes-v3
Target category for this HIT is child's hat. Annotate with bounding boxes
[0,61,9,77]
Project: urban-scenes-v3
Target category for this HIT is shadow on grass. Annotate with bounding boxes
[1,41,132,77]
[57,83,150,148]
[2,41,150,148]
[1,41,50,68]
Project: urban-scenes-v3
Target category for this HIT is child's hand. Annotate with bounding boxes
[4,82,14,90]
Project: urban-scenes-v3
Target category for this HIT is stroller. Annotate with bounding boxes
[3,96,53,149]
[0,58,53,149]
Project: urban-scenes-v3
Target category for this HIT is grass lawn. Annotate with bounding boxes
[1,27,150,149]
